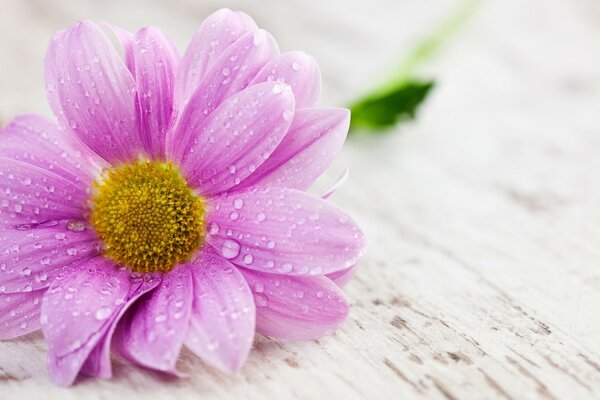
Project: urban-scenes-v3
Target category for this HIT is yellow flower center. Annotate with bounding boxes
[90,160,205,273]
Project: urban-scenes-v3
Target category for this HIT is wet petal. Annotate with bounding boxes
[0,114,102,185]
[112,265,192,374]
[240,268,349,340]
[0,289,45,340]
[80,275,160,380]
[185,248,255,373]
[206,187,365,276]
[237,108,350,191]
[130,27,180,159]
[0,219,100,294]
[178,82,294,195]
[169,30,280,162]
[41,258,131,386]
[45,20,142,163]
[250,51,321,108]
[175,9,258,109]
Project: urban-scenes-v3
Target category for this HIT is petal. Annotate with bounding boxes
[175,9,258,109]
[178,82,295,195]
[250,51,321,108]
[41,258,131,386]
[325,264,358,288]
[80,274,160,380]
[321,168,349,200]
[130,27,180,159]
[0,289,45,340]
[239,268,349,340]
[0,114,102,185]
[206,187,365,276]
[184,248,255,373]
[112,265,192,374]
[0,159,91,227]
[169,30,280,162]
[0,219,100,294]
[45,21,143,163]
[237,108,350,191]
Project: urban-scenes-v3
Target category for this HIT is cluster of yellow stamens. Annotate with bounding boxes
[90,160,205,273]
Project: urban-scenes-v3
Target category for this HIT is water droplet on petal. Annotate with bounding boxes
[95,307,111,321]
[243,254,254,265]
[255,294,268,307]
[221,239,240,259]
[291,62,301,71]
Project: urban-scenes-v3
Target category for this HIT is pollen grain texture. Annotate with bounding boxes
[90,160,205,273]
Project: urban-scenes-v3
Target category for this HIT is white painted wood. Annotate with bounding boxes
[1,0,599,398]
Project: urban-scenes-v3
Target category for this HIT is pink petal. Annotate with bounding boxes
[174,9,258,110]
[0,289,45,340]
[325,264,358,288]
[45,20,142,163]
[250,51,321,108]
[0,219,100,294]
[112,265,192,374]
[321,168,349,200]
[178,82,295,195]
[41,258,131,386]
[169,30,280,163]
[236,108,350,191]
[184,248,255,373]
[206,187,365,276]
[80,274,160,380]
[239,268,349,340]
[130,27,180,159]
[0,114,102,185]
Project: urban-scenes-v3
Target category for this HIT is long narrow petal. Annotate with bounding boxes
[175,9,257,109]
[41,258,131,386]
[184,248,255,373]
[0,289,45,340]
[0,220,100,293]
[169,30,280,162]
[130,28,180,159]
[0,157,91,227]
[0,114,102,185]
[240,268,349,340]
[206,187,365,275]
[45,20,142,163]
[178,82,294,195]
[250,51,321,108]
[112,265,192,374]
[237,108,350,191]
[80,275,160,380]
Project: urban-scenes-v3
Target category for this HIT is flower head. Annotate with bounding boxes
[0,9,365,386]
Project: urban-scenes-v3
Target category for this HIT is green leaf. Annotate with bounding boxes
[349,80,434,131]
[348,0,480,133]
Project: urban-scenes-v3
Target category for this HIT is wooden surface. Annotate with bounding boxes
[1,0,600,398]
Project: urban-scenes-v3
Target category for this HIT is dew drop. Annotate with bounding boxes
[233,198,244,209]
[208,222,220,235]
[279,263,293,273]
[291,62,301,71]
[229,211,239,221]
[243,254,254,265]
[221,239,240,259]
[95,307,111,321]
[256,212,266,222]
[255,294,268,307]
[66,220,86,232]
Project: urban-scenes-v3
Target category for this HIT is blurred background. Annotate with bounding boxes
[1,0,600,398]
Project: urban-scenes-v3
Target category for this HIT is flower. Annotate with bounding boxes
[0,9,365,386]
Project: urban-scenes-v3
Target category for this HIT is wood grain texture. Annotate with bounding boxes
[1,0,599,399]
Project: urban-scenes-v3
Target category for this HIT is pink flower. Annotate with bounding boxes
[0,9,365,386]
